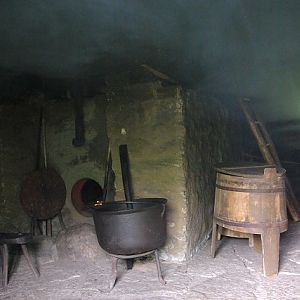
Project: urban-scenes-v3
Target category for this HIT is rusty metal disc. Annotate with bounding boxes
[20,168,66,220]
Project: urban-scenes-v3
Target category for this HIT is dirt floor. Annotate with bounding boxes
[1,222,300,300]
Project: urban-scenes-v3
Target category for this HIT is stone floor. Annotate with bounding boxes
[1,222,300,300]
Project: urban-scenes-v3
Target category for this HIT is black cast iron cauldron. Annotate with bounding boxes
[93,198,167,255]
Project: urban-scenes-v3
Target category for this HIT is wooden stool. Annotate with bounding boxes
[0,233,39,288]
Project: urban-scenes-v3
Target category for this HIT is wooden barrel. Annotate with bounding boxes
[214,166,288,234]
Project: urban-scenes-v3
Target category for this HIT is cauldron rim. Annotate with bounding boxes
[93,198,167,216]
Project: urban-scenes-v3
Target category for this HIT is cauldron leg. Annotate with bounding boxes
[154,250,166,285]
[109,257,118,290]
[126,259,134,270]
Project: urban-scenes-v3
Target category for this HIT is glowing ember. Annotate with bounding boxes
[94,200,103,206]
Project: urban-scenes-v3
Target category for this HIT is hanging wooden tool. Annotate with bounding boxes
[20,106,66,235]
[240,98,300,221]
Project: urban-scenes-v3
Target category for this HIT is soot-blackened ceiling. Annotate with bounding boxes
[1,1,300,120]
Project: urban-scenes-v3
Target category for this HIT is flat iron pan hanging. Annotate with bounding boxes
[20,168,66,220]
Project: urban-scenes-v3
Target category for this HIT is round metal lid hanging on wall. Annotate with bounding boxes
[20,168,66,220]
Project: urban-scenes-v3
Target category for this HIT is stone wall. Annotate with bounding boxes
[183,91,243,257]
[106,75,245,261]
[45,96,108,228]
[106,81,188,261]
[0,103,39,232]
[0,71,245,260]
[0,96,108,233]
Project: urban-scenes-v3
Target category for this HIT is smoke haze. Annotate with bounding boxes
[1,0,300,120]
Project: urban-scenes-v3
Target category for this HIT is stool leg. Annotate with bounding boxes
[211,220,218,258]
[50,220,53,237]
[217,226,223,241]
[155,250,166,285]
[21,245,39,278]
[2,244,8,287]
[261,229,280,277]
[42,221,46,236]
[251,234,262,253]
[249,234,254,248]
[109,257,118,291]
[31,218,35,236]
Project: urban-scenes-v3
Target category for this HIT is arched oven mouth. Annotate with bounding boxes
[71,178,103,217]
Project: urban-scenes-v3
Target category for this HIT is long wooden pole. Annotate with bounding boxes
[240,98,300,221]
[240,99,274,163]
[254,111,300,220]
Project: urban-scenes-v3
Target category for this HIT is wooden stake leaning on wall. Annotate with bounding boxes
[141,64,177,84]
[41,107,66,231]
[30,106,66,235]
[252,105,300,222]
[40,108,52,236]
[239,98,300,221]
[103,145,113,202]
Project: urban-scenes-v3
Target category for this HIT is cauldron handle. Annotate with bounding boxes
[119,144,134,209]
[119,144,134,269]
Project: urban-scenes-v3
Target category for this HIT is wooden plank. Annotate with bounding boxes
[221,164,273,170]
